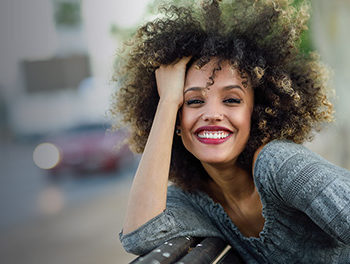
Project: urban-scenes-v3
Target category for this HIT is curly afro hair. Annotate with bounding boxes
[111,0,334,191]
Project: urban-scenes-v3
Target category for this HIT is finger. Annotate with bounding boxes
[177,56,192,66]
[170,56,192,67]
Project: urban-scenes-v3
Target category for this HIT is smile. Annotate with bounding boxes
[197,131,230,139]
[194,126,233,145]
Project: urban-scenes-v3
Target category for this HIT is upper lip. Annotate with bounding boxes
[194,126,233,134]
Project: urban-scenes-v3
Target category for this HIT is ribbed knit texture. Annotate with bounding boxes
[119,140,350,263]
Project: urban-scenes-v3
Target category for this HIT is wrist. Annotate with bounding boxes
[158,97,183,109]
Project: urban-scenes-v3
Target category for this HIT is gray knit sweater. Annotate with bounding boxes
[119,140,350,263]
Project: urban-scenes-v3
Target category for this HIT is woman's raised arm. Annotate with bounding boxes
[122,57,191,234]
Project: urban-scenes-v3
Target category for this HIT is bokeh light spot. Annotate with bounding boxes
[37,186,64,215]
[33,143,61,169]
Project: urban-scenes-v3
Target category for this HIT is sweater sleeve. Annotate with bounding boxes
[254,140,350,245]
[119,185,224,255]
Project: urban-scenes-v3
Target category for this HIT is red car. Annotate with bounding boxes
[33,123,134,177]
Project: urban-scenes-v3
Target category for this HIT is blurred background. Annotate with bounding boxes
[0,0,349,263]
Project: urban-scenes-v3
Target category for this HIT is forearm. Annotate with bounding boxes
[122,99,179,234]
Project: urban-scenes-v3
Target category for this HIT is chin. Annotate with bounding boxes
[195,152,238,166]
[182,137,247,166]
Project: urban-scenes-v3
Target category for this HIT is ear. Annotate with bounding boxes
[176,108,182,129]
[175,121,181,136]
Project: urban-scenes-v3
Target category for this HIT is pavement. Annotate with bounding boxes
[0,140,137,264]
[0,180,136,264]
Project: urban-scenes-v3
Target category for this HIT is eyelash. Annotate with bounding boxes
[185,98,242,105]
[186,99,204,105]
[223,98,241,104]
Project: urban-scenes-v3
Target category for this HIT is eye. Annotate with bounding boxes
[223,98,241,104]
[186,99,205,105]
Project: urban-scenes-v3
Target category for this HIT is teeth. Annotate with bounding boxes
[197,130,230,139]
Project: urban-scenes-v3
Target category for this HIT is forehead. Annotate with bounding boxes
[185,59,245,87]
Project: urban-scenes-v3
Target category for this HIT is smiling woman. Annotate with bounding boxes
[180,59,253,166]
[113,0,350,263]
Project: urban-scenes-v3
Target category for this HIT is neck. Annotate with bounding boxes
[202,161,255,205]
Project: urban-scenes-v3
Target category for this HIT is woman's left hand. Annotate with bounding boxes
[155,56,192,109]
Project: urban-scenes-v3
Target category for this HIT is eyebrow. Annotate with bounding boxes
[183,87,204,94]
[184,85,244,94]
[223,85,245,92]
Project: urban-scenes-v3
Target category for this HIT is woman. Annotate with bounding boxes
[114,0,350,263]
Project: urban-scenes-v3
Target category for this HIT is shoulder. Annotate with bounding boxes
[253,139,350,204]
[167,184,193,203]
[253,139,322,177]
[165,185,226,242]
[252,140,323,200]
[167,185,226,231]
[254,140,312,166]
[166,184,209,213]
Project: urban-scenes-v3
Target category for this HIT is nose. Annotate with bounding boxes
[201,112,224,122]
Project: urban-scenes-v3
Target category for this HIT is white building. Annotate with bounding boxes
[0,0,150,136]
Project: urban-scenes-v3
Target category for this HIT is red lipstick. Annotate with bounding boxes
[194,126,233,145]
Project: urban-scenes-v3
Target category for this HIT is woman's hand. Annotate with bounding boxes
[155,56,192,108]
[123,57,191,234]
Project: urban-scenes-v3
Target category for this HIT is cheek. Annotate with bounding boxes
[179,108,195,132]
[179,109,197,149]
[231,108,252,131]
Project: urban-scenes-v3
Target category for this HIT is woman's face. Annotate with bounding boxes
[179,59,254,167]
